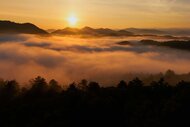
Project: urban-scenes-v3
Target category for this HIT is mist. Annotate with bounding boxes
[0,34,190,86]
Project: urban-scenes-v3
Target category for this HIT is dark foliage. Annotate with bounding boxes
[0,76,190,127]
[0,20,48,34]
[140,39,190,51]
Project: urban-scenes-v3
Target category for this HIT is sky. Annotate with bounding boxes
[0,0,190,29]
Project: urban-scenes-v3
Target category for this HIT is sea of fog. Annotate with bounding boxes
[0,34,190,86]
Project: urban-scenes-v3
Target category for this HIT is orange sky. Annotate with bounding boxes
[0,0,190,29]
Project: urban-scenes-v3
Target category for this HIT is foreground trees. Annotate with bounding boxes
[0,77,190,127]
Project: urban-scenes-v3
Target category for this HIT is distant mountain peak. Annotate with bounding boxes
[125,28,166,35]
[82,26,94,30]
[0,20,48,35]
[52,26,133,36]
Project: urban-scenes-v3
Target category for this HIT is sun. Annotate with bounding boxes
[67,15,78,27]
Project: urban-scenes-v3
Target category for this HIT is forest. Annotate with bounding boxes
[1,76,190,127]
[140,40,190,51]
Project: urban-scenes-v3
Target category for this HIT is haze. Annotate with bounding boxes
[0,0,190,29]
[0,34,189,85]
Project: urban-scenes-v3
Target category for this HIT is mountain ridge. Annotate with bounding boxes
[0,20,48,35]
[0,20,190,36]
[52,26,134,37]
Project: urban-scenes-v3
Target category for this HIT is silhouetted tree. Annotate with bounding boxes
[0,79,5,96]
[176,80,190,89]
[49,79,62,94]
[128,77,143,88]
[0,76,190,127]
[165,69,175,77]
[151,78,170,89]
[29,76,48,95]
[78,79,88,91]
[67,82,78,92]
[88,82,100,93]
[117,80,127,90]
[2,80,20,100]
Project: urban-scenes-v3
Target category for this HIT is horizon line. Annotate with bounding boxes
[1,19,190,30]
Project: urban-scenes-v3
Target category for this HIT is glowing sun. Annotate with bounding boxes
[67,15,78,27]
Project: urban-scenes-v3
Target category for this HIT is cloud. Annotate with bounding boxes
[0,34,189,85]
[0,34,27,42]
[24,42,51,48]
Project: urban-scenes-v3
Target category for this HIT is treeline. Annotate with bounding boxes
[1,76,190,127]
[140,40,190,51]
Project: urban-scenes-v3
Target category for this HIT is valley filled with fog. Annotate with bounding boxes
[0,34,190,86]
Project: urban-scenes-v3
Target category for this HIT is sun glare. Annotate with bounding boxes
[67,15,78,27]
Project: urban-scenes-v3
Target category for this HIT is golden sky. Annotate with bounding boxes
[0,0,190,29]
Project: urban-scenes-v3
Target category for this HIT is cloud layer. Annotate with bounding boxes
[0,34,190,85]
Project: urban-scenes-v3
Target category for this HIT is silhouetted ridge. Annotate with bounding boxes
[140,39,190,51]
[126,28,190,36]
[52,27,134,36]
[0,20,48,34]
[126,28,166,35]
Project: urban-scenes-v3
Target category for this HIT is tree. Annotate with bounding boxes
[176,80,190,89]
[2,80,20,100]
[30,76,48,95]
[78,79,88,91]
[67,82,78,92]
[151,78,169,89]
[165,69,175,78]
[88,82,100,92]
[49,79,62,93]
[117,80,127,90]
[128,78,143,88]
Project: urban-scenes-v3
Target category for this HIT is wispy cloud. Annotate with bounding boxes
[0,34,189,85]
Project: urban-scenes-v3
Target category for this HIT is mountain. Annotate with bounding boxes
[0,20,48,35]
[161,28,190,36]
[140,40,190,51]
[52,27,134,37]
[126,28,190,36]
[46,29,57,33]
[125,28,166,35]
[52,27,79,35]
[52,27,190,37]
